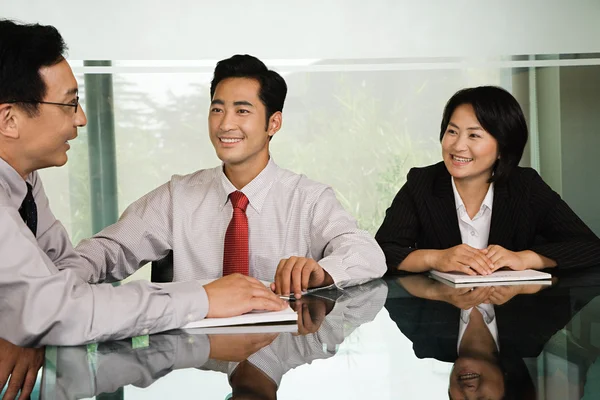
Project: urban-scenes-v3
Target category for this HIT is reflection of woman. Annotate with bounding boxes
[376,86,600,275]
[386,276,577,400]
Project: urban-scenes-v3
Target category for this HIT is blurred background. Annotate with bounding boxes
[4,1,600,398]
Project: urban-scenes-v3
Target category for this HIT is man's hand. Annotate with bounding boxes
[204,274,288,318]
[432,244,494,276]
[290,296,335,335]
[208,333,278,362]
[271,257,334,299]
[0,338,44,400]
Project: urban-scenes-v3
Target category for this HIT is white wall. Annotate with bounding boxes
[3,0,600,60]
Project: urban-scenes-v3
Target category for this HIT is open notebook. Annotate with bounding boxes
[180,279,298,332]
[430,269,552,285]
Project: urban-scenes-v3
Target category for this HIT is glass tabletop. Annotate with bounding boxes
[41,267,600,399]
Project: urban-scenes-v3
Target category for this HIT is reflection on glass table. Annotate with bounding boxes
[387,265,600,399]
[43,279,387,399]
[40,266,600,399]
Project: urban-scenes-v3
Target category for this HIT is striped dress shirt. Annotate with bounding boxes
[0,157,208,347]
[75,158,386,286]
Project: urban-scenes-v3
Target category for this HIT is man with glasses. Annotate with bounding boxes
[0,18,287,355]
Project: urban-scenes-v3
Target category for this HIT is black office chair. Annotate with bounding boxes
[151,250,174,283]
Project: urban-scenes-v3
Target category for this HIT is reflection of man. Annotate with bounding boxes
[50,280,387,399]
[203,279,388,398]
[52,332,277,399]
[0,20,285,348]
[74,54,386,296]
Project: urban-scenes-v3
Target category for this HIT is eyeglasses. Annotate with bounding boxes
[7,96,80,113]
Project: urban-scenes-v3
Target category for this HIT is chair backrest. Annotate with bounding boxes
[151,250,174,283]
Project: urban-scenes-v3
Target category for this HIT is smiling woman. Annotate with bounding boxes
[375,86,600,275]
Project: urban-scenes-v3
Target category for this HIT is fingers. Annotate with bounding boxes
[462,245,495,270]
[291,258,309,299]
[3,362,27,400]
[275,258,296,296]
[19,366,39,400]
[275,257,317,298]
[0,358,13,395]
[457,263,477,276]
[463,255,491,276]
[248,296,288,312]
[301,264,313,295]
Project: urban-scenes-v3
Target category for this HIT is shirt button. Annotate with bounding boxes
[142,329,149,335]
[470,231,476,236]
[187,313,194,321]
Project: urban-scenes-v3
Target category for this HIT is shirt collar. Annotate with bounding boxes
[217,156,279,214]
[0,156,30,209]
[451,177,494,212]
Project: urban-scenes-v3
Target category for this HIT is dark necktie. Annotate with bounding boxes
[19,182,37,237]
[223,191,249,276]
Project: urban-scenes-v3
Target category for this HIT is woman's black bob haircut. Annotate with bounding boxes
[439,86,529,184]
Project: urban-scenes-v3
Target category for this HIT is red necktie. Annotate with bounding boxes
[223,191,249,276]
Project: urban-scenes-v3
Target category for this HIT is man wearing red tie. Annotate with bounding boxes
[75,55,386,298]
[0,21,286,353]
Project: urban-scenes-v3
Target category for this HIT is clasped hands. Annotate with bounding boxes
[203,257,332,318]
[435,281,551,309]
[431,244,531,276]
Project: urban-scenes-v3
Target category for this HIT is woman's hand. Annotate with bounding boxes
[432,244,494,276]
[483,245,526,271]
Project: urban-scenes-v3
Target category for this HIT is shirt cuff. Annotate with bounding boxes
[318,256,350,287]
[162,281,209,327]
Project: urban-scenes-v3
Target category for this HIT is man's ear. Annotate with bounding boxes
[267,111,282,138]
[0,104,20,139]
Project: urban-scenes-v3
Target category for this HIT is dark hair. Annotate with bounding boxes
[439,86,528,183]
[210,54,287,130]
[0,19,67,116]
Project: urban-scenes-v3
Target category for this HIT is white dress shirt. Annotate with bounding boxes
[451,178,498,352]
[451,177,494,250]
[75,158,386,287]
[0,157,209,347]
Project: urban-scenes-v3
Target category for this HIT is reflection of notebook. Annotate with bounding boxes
[430,269,552,284]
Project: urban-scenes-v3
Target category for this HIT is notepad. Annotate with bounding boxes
[180,279,298,330]
[430,269,552,284]
[430,273,552,288]
[183,322,298,335]
[181,307,297,330]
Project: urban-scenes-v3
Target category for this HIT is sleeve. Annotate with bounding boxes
[309,187,387,288]
[0,205,209,347]
[30,173,93,282]
[528,171,600,269]
[55,333,211,396]
[375,169,421,272]
[242,279,388,386]
[74,182,174,283]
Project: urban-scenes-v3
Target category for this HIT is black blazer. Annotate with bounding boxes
[385,289,573,363]
[376,162,600,272]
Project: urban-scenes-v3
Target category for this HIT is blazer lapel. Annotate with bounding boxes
[425,165,462,249]
[488,180,519,247]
